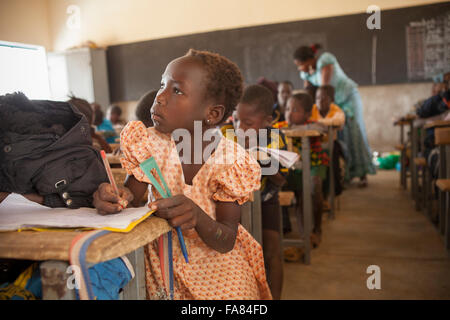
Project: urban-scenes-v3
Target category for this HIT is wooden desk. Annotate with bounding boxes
[0,215,171,300]
[281,128,321,265]
[423,120,450,130]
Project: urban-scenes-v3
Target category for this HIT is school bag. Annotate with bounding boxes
[0,92,108,208]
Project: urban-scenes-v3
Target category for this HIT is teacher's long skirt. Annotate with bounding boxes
[338,88,376,181]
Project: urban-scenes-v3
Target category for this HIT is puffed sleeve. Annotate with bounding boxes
[209,148,261,205]
[119,121,172,184]
[317,52,337,70]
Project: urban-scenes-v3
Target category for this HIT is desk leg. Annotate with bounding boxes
[328,127,335,220]
[400,125,405,188]
[401,148,407,189]
[40,261,75,300]
[251,191,263,246]
[122,247,146,300]
[411,125,419,209]
[301,136,312,265]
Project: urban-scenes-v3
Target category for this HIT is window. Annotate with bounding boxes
[0,40,51,100]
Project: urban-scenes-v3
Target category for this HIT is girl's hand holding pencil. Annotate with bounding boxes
[94,150,134,215]
[93,182,134,215]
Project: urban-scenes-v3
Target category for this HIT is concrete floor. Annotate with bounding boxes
[281,170,450,300]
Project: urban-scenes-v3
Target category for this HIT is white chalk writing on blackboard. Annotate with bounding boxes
[406,12,450,81]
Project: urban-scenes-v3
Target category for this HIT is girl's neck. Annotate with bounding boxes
[179,127,221,185]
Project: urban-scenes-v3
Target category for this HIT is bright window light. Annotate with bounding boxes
[0,41,51,100]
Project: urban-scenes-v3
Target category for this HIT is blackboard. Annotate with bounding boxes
[107,2,450,102]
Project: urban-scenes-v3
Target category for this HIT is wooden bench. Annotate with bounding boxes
[279,191,295,207]
[413,157,427,167]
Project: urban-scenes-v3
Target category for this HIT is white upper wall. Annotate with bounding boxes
[0,0,51,49]
[1,0,447,51]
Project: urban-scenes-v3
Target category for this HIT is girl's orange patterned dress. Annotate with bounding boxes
[120,121,272,300]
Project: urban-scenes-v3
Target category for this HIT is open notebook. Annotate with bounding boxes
[0,193,154,233]
[248,146,300,169]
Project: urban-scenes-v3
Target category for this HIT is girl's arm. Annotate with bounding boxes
[124,175,148,207]
[320,64,333,85]
[150,195,241,254]
[196,200,241,253]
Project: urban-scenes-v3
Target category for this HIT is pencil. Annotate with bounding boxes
[100,150,127,209]
[176,228,189,263]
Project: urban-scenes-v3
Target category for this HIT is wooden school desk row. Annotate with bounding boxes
[394,116,450,252]
[0,125,339,300]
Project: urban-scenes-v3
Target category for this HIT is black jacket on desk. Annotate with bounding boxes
[0,92,108,208]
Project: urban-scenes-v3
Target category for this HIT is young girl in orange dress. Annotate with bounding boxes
[92,49,272,300]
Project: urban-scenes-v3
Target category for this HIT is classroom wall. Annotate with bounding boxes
[359,82,431,153]
[46,0,447,51]
[0,0,51,49]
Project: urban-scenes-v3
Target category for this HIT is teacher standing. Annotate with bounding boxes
[293,44,375,187]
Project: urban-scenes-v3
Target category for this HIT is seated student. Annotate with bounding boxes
[311,85,345,128]
[69,97,112,153]
[92,49,271,300]
[272,81,293,124]
[135,90,157,127]
[310,85,346,207]
[416,83,450,197]
[304,83,318,101]
[224,84,287,300]
[107,104,126,134]
[274,93,329,249]
[93,105,118,144]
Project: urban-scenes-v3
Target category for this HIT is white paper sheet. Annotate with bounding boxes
[249,146,300,169]
[0,193,152,231]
